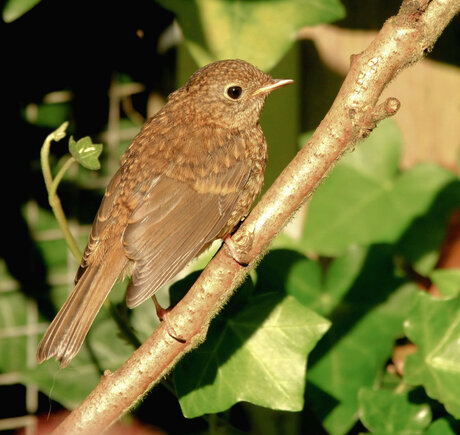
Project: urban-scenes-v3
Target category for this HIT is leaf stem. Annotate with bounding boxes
[50,155,77,199]
[40,122,82,262]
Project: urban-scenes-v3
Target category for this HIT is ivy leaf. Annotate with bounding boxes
[174,291,330,418]
[302,119,460,262]
[404,291,460,418]
[69,136,103,170]
[256,246,416,435]
[358,388,432,434]
[158,0,345,70]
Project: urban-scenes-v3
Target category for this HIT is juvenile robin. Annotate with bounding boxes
[37,59,293,367]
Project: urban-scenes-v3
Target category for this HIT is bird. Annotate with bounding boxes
[37,59,293,367]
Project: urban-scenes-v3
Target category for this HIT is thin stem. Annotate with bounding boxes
[49,193,82,262]
[50,155,77,199]
[40,125,65,197]
[40,122,82,262]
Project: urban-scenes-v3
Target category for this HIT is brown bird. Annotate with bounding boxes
[37,59,293,367]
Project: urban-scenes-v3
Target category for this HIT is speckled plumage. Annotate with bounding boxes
[37,59,292,367]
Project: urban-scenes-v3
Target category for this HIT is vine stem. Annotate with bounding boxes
[40,122,82,262]
[51,155,77,199]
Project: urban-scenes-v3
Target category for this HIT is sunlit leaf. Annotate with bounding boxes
[69,136,103,170]
[404,291,460,418]
[175,291,330,417]
[264,245,416,435]
[358,387,432,434]
[303,119,460,262]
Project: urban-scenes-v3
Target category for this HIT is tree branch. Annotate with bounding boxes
[52,1,460,433]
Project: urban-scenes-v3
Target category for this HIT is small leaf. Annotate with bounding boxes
[404,291,460,418]
[174,292,330,418]
[358,388,432,434]
[69,136,103,170]
[158,0,345,70]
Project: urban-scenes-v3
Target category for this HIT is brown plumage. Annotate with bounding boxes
[37,59,293,367]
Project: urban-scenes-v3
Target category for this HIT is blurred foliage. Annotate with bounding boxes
[2,0,41,22]
[158,0,345,70]
[1,0,460,434]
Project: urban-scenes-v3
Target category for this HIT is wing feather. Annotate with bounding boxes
[75,168,123,283]
[123,160,251,308]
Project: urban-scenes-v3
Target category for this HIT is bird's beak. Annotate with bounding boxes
[252,78,294,97]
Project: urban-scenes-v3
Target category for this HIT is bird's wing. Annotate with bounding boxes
[74,167,124,284]
[122,159,252,308]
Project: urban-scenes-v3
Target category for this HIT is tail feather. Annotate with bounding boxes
[37,248,126,367]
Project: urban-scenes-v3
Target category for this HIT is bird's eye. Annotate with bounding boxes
[226,86,243,100]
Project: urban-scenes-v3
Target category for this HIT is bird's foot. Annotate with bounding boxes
[223,227,254,266]
[152,295,186,343]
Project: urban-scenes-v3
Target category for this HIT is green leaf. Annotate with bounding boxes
[426,417,460,435]
[256,246,416,434]
[430,269,460,298]
[358,387,432,434]
[69,136,103,170]
[2,0,41,22]
[174,291,330,418]
[255,249,323,308]
[302,119,459,257]
[158,0,345,70]
[396,177,460,275]
[404,291,460,418]
[297,245,415,435]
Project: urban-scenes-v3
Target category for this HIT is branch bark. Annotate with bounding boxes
[52,0,460,433]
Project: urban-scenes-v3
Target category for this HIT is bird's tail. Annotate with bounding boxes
[37,247,126,368]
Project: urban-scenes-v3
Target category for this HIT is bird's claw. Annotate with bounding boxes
[223,228,254,266]
[152,296,186,343]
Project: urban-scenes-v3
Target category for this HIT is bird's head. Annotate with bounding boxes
[169,59,293,130]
